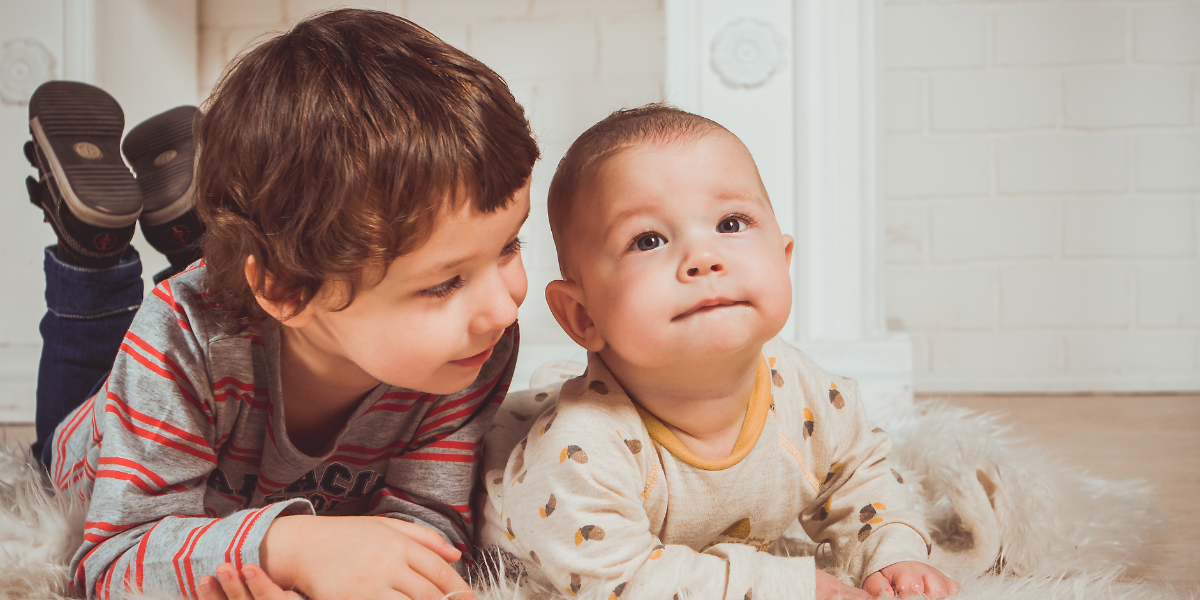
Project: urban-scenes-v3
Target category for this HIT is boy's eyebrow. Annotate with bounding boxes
[423,204,531,275]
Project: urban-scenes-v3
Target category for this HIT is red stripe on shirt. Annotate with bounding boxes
[232,508,267,570]
[105,402,216,464]
[398,452,474,463]
[181,520,218,599]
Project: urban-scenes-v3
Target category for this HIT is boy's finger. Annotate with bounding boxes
[391,567,452,600]
[199,575,230,600]
[404,548,475,600]
[215,564,251,600]
[241,563,294,600]
[381,518,462,562]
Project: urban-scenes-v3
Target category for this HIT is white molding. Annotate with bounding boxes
[665,0,912,409]
[793,0,885,343]
[62,0,96,83]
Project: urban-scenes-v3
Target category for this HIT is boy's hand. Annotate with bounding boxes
[199,563,302,600]
[862,561,960,598]
[816,570,873,600]
[260,515,477,600]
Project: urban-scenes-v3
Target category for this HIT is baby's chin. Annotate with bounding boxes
[606,323,779,370]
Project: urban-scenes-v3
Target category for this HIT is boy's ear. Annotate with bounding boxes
[244,255,315,328]
[545,280,605,353]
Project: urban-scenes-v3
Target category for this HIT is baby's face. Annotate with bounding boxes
[566,132,793,369]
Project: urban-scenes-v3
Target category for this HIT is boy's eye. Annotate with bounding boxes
[633,232,666,252]
[501,237,524,257]
[717,216,748,233]
[420,276,464,299]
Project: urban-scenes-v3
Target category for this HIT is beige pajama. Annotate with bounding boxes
[479,338,930,600]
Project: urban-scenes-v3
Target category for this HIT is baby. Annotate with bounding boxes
[478,105,958,600]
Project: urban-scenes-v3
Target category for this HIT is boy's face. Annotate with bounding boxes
[291,184,531,396]
[562,132,793,368]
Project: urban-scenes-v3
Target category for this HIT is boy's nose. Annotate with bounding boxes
[472,269,523,335]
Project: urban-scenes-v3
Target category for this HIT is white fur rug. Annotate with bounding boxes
[1,402,1194,600]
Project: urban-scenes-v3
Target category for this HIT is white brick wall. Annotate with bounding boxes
[885,0,1200,393]
[196,0,1199,393]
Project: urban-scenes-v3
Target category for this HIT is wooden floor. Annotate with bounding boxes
[4,394,1199,586]
[933,394,1200,587]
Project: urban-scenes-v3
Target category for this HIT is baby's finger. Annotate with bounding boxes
[861,572,893,598]
[946,577,961,597]
[241,563,300,600]
[199,575,230,600]
[925,575,947,599]
[892,570,929,598]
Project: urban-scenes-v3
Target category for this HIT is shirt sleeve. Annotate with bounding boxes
[60,279,314,600]
[496,404,816,600]
[371,324,518,563]
[796,371,931,583]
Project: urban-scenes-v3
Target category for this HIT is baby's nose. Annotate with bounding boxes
[686,262,723,277]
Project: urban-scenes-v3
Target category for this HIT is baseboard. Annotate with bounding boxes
[915,376,1200,395]
[0,343,39,423]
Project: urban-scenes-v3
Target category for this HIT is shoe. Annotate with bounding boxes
[27,81,141,267]
[122,105,204,269]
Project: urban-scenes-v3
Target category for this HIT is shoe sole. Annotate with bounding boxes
[122,106,198,227]
[29,81,142,229]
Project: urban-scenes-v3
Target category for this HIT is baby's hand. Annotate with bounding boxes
[862,561,960,598]
[815,569,873,600]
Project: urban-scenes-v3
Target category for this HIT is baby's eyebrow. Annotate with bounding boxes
[605,205,655,239]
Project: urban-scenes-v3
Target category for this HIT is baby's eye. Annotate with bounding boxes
[633,232,667,252]
[420,276,465,299]
[717,216,748,233]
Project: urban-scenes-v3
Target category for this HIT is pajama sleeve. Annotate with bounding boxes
[795,371,931,582]
[497,404,816,600]
[60,281,313,600]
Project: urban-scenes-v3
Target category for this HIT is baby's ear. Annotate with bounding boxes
[244,255,315,328]
[545,280,605,352]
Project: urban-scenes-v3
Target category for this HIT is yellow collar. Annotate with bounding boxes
[635,356,772,471]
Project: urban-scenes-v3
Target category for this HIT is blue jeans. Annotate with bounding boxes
[33,246,148,467]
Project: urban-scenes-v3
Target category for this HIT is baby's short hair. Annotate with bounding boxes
[195,9,539,333]
[547,104,725,279]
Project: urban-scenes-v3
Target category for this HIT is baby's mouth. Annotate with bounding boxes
[672,298,749,321]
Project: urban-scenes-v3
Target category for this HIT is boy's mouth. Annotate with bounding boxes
[672,298,749,321]
[451,345,495,368]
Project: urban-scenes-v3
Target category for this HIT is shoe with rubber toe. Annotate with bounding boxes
[27,81,141,266]
[123,105,204,267]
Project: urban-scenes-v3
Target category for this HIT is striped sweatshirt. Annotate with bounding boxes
[48,262,516,600]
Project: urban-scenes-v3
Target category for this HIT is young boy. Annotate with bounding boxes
[478,105,959,600]
[25,9,538,600]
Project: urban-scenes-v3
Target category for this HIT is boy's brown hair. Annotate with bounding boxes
[195,9,539,333]
[546,103,724,279]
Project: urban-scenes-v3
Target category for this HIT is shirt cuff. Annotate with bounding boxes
[244,498,316,567]
[715,544,817,600]
[858,523,931,582]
